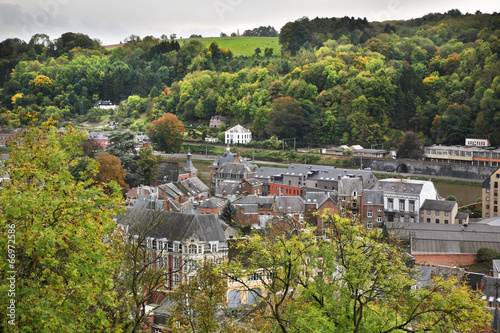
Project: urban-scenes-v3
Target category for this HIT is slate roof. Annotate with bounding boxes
[455,212,469,220]
[304,192,330,206]
[413,265,433,288]
[233,195,274,209]
[184,151,197,172]
[215,162,257,177]
[493,260,500,274]
[215,180,241,196]
[158,183,183,199]
[179,177,209,196]
[481,277,500,308]
[410,229,500,254]
[316,191,339,207]
[198,197,225,209]
[338,177,363,196]
[211,147,240,168]
[166,198,182,212]
[478,216,500,226]
[117,210,227,242]
[239,205,259,214]
[420,199,456,212]
[254,164,376,187]
[363,190,384,205]
[370,178,427,194]
[244,178,263,186]
[388,220,500,237]
[274,196,305,213]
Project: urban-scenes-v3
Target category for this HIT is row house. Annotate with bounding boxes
[420,199,469,225]
[362,190,385,230]
[253,164,377,197]
[338,175,364,221]
[369,178,439,224]
[240,178,263,196]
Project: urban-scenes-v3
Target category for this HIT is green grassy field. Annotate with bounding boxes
[179,37,280,57]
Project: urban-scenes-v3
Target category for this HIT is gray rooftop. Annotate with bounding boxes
[211,147,239,167]
[179,177,209,196]
[198,197,225,209]
[215,180,241,196]
[410,229,500,255]
[420,199,456,212]
[254,164,376,187]
[363,190,384,205]
[274,196,305,213]
[233,195,274,208]
[117,210,227,243]
[338,177,363,196]
[216,162,257,176]
[370,178,428,194]
[244,178,263,186]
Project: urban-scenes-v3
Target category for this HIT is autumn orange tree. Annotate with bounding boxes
[147,113,184,153]
[93,152,129,192]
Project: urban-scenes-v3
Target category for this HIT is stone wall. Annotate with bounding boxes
[354,157,496,180]
[157,161,181,183]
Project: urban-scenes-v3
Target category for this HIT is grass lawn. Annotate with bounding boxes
[179,37,280,57]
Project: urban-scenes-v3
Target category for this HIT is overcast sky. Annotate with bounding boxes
[0,0,498,45]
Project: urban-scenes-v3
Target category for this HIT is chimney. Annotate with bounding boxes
[237,152,240,157]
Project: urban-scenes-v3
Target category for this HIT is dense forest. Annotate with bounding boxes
[0,9,499,147]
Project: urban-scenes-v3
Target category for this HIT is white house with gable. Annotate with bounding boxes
[369,178,439,224]
[225,124,252,144]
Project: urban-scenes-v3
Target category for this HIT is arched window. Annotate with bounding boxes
[189,244,197,254]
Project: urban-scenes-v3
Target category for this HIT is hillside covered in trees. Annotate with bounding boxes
[0,10,499,147]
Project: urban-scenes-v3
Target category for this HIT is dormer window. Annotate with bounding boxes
[189,244,197,254]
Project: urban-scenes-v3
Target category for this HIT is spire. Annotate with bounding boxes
[185,149,197,173]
